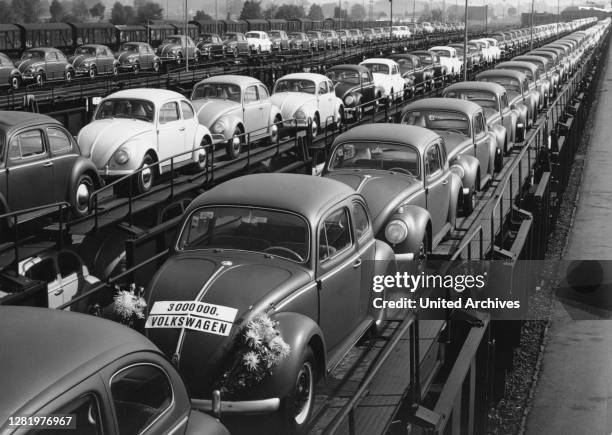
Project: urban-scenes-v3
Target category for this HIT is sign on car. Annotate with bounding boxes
[145,300,238,336]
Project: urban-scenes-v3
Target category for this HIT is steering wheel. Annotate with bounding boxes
[388,167,415,176]
[263,246,304,262]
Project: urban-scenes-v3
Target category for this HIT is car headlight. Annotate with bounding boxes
[212,119,227,134]
[82,61,91,67]
[113,147,130,165]
[385,220,408,244]
[294,109,306,119]
[344,95,354,105]
[29,66,36,73]
[450,164,465,179]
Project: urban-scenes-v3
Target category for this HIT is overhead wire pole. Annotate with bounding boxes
[184,0,189,72]
[530,0,534,49]
[463,0,468,81]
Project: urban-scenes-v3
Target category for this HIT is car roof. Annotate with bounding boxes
[104,88,187,104]
[328,64,370,73]
[360,58,397,66]
[497,61,538,71]
[187,173,355,223]
[332,123,439,151]
[479,69,527,80]
[199,74,261,87]
[444,81,506,95]
[0,111,60,134]
[278,72,327,81]
[403,97,482,116]
[513,54,549,64]
[0,306,160,418]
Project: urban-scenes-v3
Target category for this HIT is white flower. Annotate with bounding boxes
[270,336,291,358]
[243,351,260,371]
[245,328,263,346]
[113,290,147,320]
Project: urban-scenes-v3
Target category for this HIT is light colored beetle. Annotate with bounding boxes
[271,72,344,137]
[190,75,282,160]
[77,89,212,193]
[359,58,406,103]
[244,31,273,53]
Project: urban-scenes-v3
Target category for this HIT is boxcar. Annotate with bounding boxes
[190,19,223,35]
[0,24,22,56]
[68,22,115,48]
[242,18,268,31]
[114,24,147,47]
[147,21,177,47]
[267,19,288,31]
[220,19,247,33]
[166,20,199,40]
[17,23,73,52]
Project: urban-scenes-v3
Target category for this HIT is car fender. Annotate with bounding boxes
[490,124,506,153]
[192,124,212,148]
[267,104,282,126]
[448,172,461,224]
[252,312,327,398]
[450,153,479,191]
[67,156,102,198]
[487,133,498,174]
[118,140,158,173]
[385,205,432,254]
[218,115,244,140]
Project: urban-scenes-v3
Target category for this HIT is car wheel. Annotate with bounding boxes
[233,48,239,58]
[462,187,475,216]
[279,346,316,434]
[153,62,160,72]
[135,154,155,193]
[112,65,119,76]
[309,114,320,137]
[72,174,94,217]
[416,235,428,267]
[335,107,344,130]
[133,63,140,74]
[65,70,73,82]
[226,127,243,160]
[208,51,213,60]
[354,106,363,123]
[10,76,19,90]
[36,72,45,86]
[494,148,503,173]
[269,116,281,144]
[191,137,209,173]
[88,66,96,79]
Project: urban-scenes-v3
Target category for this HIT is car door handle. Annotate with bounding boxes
[178,127,185,131]
[53,288,64,296]
[43,162,53,167]
[442,179,448,185]
[353,258,362,268]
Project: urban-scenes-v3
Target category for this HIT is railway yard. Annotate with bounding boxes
[0,14,610,435]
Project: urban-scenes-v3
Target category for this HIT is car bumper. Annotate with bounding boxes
[118,63,135,71]
[191,397,280,414]
[282,119,308,128]
[211,133,229,144]
[99,167,136,178]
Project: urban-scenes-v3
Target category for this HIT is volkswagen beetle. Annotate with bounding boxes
[0,52,22,90]
[191,75,282,160]
[271,73,343,136]
[429,46,462,77]
[197,33,226,59]
[326,64,382,121]
[359,58,406,104]
[17,47,75,85]
[442,81,523,151]
[323,123,460,261]
[117,42,160,73]
[145,173,397,434]
[0,111,101,217]
[77,89,211,193]
[157,34,200,65]
[222,32,251,57]
[245,31,273,54]
[269,30,290,52]
[401,98,499,214]
[70,44,119,78]
[0,306,230,435]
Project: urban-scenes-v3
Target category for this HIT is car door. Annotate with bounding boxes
[316,206,361,351]
[351,199,376,318]
[56,250,85,310]
[180,100,197,160]
[22,256,62,308]
[157,101,185,161]
[45,51,59,79]
[46,126,78,203]
[95,47,107,73]
[243,85,263,139]
[317,80,330,126]
[472,111,490,173]
[6,128,53,211]
[257,84,272,133]
[360,71,375,103]
[424,142,451,238]
[140,44,151,69]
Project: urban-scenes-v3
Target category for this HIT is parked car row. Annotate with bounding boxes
[0,17,608,435]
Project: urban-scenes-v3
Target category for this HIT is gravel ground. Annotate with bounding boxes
[486,83,601,434]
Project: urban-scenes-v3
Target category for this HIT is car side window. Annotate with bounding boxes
[8,130,46,162]
[27,394,103,435]
[501,94,508,109]
[24,258,57,282]
[425,145,442,177]
[319,208,352,261]
[58,251,82,278]
[47,127,73,154]
[257,84,269,100]
[244,85,259,104]
[361,72,370,83]
[110,364,172,435]
[318,81,327,95]
[352,201,370,240]
[327,80,334,92]
[180,101,195,120]
[159,102,179,124]
[473,113,485,137]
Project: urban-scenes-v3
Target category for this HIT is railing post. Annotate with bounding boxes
[170,158,174,201]
[128,173,134,227]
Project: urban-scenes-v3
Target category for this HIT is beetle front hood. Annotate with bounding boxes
[192,99,240,128]
[145,251,311,398]
[325,171,421,232]
[118,52,138,62]
[70,54,94,67]
[157,43,179,56]
[434,130,471,159]
[17,58,42,73]
[271,92,314,117]
[77,119,154,168]
[334,82,361,99]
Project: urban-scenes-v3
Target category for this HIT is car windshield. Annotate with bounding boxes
[326,69,359,84]
[223,34,238,41]
[289,33,303,39]
[506,67,533,80]
[75,46,96,55]
[307,32,318,38]
[402,110,470,135]
[269,31,281,37]
[162,36,183,44]
[328,142,420,177]
[177,206,310,263]
[363,63,389,74]
[192,82,241,102]
[120,44,138,52]
[245,32,260,38]
[21,50,44,60]
[432,49,451,57]
[200,35,213,42]
[274,79,316,94]
[416,54,432,64]
[444,90,498,109]
[95,99,155,122]
[479,76,521,93]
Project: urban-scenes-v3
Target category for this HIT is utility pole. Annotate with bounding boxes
[530,0,534,50]
[184,0,189,72]
[463,0,468,81]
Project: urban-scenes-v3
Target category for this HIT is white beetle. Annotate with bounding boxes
[359,58,406,103]
[244,31,273,53]
[429,46,463,77]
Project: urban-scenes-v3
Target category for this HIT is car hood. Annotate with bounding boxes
[77,119,154,167]
[145,251,311,398]
[334,82,361,98]
[17,58,43,72]
[157,43,179,56]
[482,107,498,122]
[271,92,314,116]
[118,52,138,62]
[434,130,472,159]
[192,99,241,128]
[70,54,95,67]
[325,170,421,232]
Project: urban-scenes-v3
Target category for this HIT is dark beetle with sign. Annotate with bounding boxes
[144,173,398,434]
